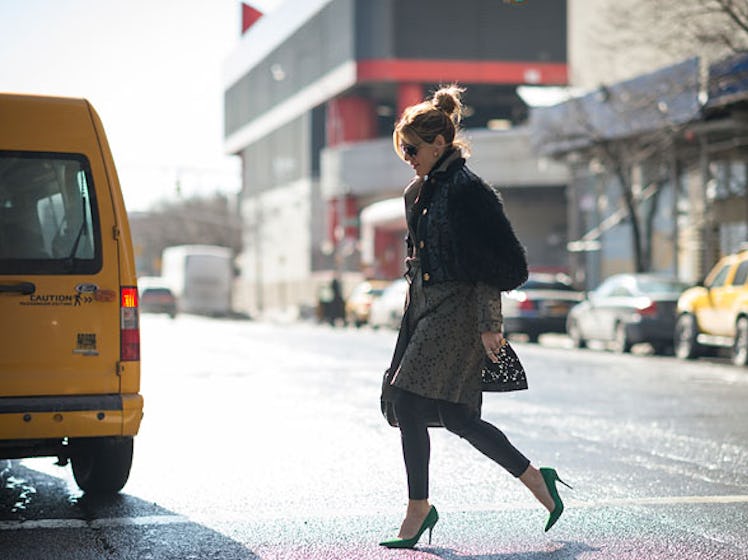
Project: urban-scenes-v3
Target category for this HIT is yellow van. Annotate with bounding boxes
[0,93,143,493]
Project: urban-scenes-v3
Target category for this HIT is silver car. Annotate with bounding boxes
[566,273,689,354]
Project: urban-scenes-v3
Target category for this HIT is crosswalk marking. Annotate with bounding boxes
[2,495,747,531]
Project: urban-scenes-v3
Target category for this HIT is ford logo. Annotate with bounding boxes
[75,283,99,294]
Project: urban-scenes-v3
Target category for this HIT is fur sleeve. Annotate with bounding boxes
[449,171,529,291]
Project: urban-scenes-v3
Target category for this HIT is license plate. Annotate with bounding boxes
[546,303,569,316]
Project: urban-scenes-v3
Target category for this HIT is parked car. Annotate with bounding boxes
[502,273,583,342]
[138,277,177,318]
[369,278,409,330]
[566,273,689,354]
[675,248,748,365]
[345,280,388,327]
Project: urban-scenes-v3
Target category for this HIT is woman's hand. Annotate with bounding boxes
[481,331,505,363]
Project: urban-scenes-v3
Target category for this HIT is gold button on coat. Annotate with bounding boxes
[419,241,425,249]
[422,208,428,215]
[423,273,431,281]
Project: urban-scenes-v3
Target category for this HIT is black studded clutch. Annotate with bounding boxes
[481,340,528,392]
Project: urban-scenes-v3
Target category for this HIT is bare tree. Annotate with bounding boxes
[597,0,748,64]
[535,2,748,273]
[533,57,700,272]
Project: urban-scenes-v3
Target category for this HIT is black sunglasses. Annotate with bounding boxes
[400,142,421,158]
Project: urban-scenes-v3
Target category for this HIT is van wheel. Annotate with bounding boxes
[732,317,748,366]
[71,437,133,494]
[674,314,700,360]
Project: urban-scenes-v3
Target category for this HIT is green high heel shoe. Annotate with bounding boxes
[540,467,572,532]
[380,506,439,549]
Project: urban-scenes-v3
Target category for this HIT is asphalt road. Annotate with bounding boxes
[1,314,747,559]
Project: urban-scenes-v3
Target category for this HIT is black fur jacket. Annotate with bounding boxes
[406,150,528,291]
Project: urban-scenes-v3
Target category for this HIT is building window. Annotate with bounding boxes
[711,160,747,200]
[720,221,748,256]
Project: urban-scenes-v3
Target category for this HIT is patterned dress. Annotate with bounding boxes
[390,154,504,415]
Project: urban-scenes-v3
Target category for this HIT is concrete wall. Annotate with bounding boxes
[235,177,314,316]
[501,186,569,272]
[467,128,569,188]
[321,127,569,199]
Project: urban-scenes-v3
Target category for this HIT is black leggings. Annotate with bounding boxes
[393,390,531,500]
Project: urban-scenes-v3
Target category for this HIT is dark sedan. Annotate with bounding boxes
[566,273,689,354]
[502,273,584,342]
[138,277,178,318]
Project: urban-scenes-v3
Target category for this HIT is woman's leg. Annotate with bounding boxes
[437,401,554,511]
[392,391,435,538]
[438,401,530,476]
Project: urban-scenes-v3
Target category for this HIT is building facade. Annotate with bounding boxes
[224,0,569,317]
[531,54,748,289]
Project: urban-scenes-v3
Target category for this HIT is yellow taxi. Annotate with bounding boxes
[345,280,389,327]
[0,93,143,492]
[675,248,748,365]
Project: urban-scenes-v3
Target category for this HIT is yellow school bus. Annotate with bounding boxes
[0,93,143,493]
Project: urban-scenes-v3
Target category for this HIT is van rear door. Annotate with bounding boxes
[0,102,121,397]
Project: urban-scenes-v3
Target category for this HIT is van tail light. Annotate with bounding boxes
[120,286,140,361]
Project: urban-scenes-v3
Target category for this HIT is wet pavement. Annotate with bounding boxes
[1,315,747,559]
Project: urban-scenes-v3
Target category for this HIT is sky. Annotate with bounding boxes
[0,0,280,212]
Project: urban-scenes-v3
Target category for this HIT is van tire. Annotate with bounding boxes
[71,436,133,494]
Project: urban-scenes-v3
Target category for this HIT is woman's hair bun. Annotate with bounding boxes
[393,83,470,158]
[431,84,465,124]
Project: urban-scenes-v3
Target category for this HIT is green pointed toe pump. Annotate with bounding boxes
[540,467,572,532]
[380,506,439,549]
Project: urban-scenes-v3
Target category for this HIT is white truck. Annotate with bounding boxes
[161,245,233,316]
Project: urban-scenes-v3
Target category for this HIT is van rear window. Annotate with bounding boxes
[0,151,102,274]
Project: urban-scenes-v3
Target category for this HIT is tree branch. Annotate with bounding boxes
[715,0,748,37]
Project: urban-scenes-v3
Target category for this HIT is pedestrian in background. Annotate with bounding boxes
[380,85,571,549]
